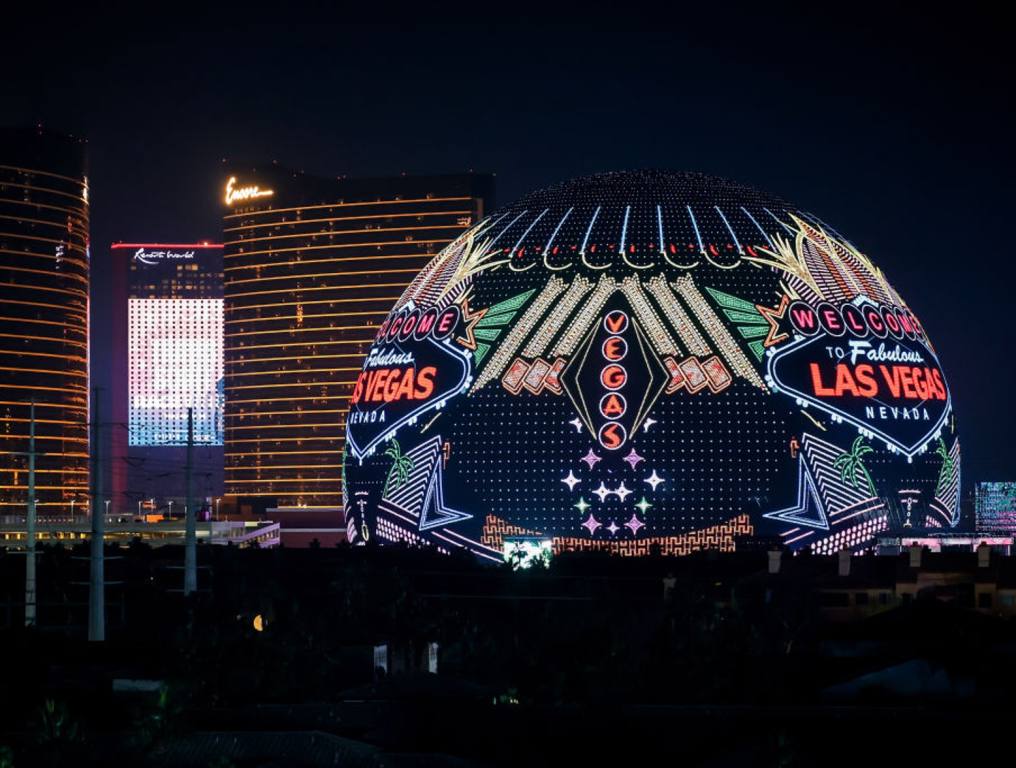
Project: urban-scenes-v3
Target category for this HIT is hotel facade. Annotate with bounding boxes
[221,165,493,522]
[110,241,225,513]
[0,127,89,514]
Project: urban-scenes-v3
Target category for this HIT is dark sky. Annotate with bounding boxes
[5,5,1014,485]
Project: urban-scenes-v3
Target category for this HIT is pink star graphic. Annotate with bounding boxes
[623,448,644,469]
[582,514,601,535]
[581,449,602,469]
[624,514,644,535]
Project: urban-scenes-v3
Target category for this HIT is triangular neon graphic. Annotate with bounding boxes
[473,342,491,365]
[418,461,472,531]
[764,455,829,530]
[480,288,536,319]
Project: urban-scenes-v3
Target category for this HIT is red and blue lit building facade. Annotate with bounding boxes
[110,242,224,513]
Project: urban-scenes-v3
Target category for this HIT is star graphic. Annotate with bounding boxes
[635,496,653,514]
[582,513,601,535]
[624,514,644,534]
[581,449,602,469]
[643,417,657,432]
[644,470,664,490]
[569,417,584,433]
[454,295,488,351]
[606,521,620,535]
[613,482,633,501]
[756,294,791,348]
[593,483,611,502]
[561,470,580,491]
[623,448,644,469]
[574,497,590,514]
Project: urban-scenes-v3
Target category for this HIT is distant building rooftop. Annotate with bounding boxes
[0,516,279,549]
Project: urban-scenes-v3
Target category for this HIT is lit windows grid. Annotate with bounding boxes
[224,193,483,506]
[128,298,223,446]
[0,158,89,508]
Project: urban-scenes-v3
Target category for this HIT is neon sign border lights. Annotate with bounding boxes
[765,333,952,460]
[345,337,473,462]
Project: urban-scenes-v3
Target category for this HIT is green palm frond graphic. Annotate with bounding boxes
[935,438,955,496]
[384,439,414,495]
[832,436,875,496]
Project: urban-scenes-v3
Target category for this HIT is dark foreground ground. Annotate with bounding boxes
[0,542,1011,767]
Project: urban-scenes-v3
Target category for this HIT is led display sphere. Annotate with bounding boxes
[343,171,958,560]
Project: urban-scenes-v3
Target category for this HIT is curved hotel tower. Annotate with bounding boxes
[0,127,89,514]
[221,165,493,522]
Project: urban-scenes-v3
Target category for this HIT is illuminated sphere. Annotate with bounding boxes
[343,171,958,559]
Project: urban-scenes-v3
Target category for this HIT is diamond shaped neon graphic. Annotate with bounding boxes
[562,470,580,490]
[560,299,669,441]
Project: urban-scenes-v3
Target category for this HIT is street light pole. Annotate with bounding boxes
[88,388,105,642]
[25,401,37,627]
[184,407,196,596]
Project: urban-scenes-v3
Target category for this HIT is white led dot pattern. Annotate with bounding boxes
[129,298,224,446]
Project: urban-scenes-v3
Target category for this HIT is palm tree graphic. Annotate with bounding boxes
[384,439,414,495]
[833,436,876,496]
[935,438,955,496]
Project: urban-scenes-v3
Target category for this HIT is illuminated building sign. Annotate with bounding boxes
[133,247,196,264]
[343,171,960,560]
[224,176,274,206]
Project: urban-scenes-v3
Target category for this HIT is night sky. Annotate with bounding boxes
[4,6,1013,485]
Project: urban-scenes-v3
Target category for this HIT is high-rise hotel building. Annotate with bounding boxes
[221,166,493,517]
[110,242,225,511]
[0,127,89,514]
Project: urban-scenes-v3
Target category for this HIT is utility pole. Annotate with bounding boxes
[25,401,37,627]
[184,407,196,595]
[88,388,105,642]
